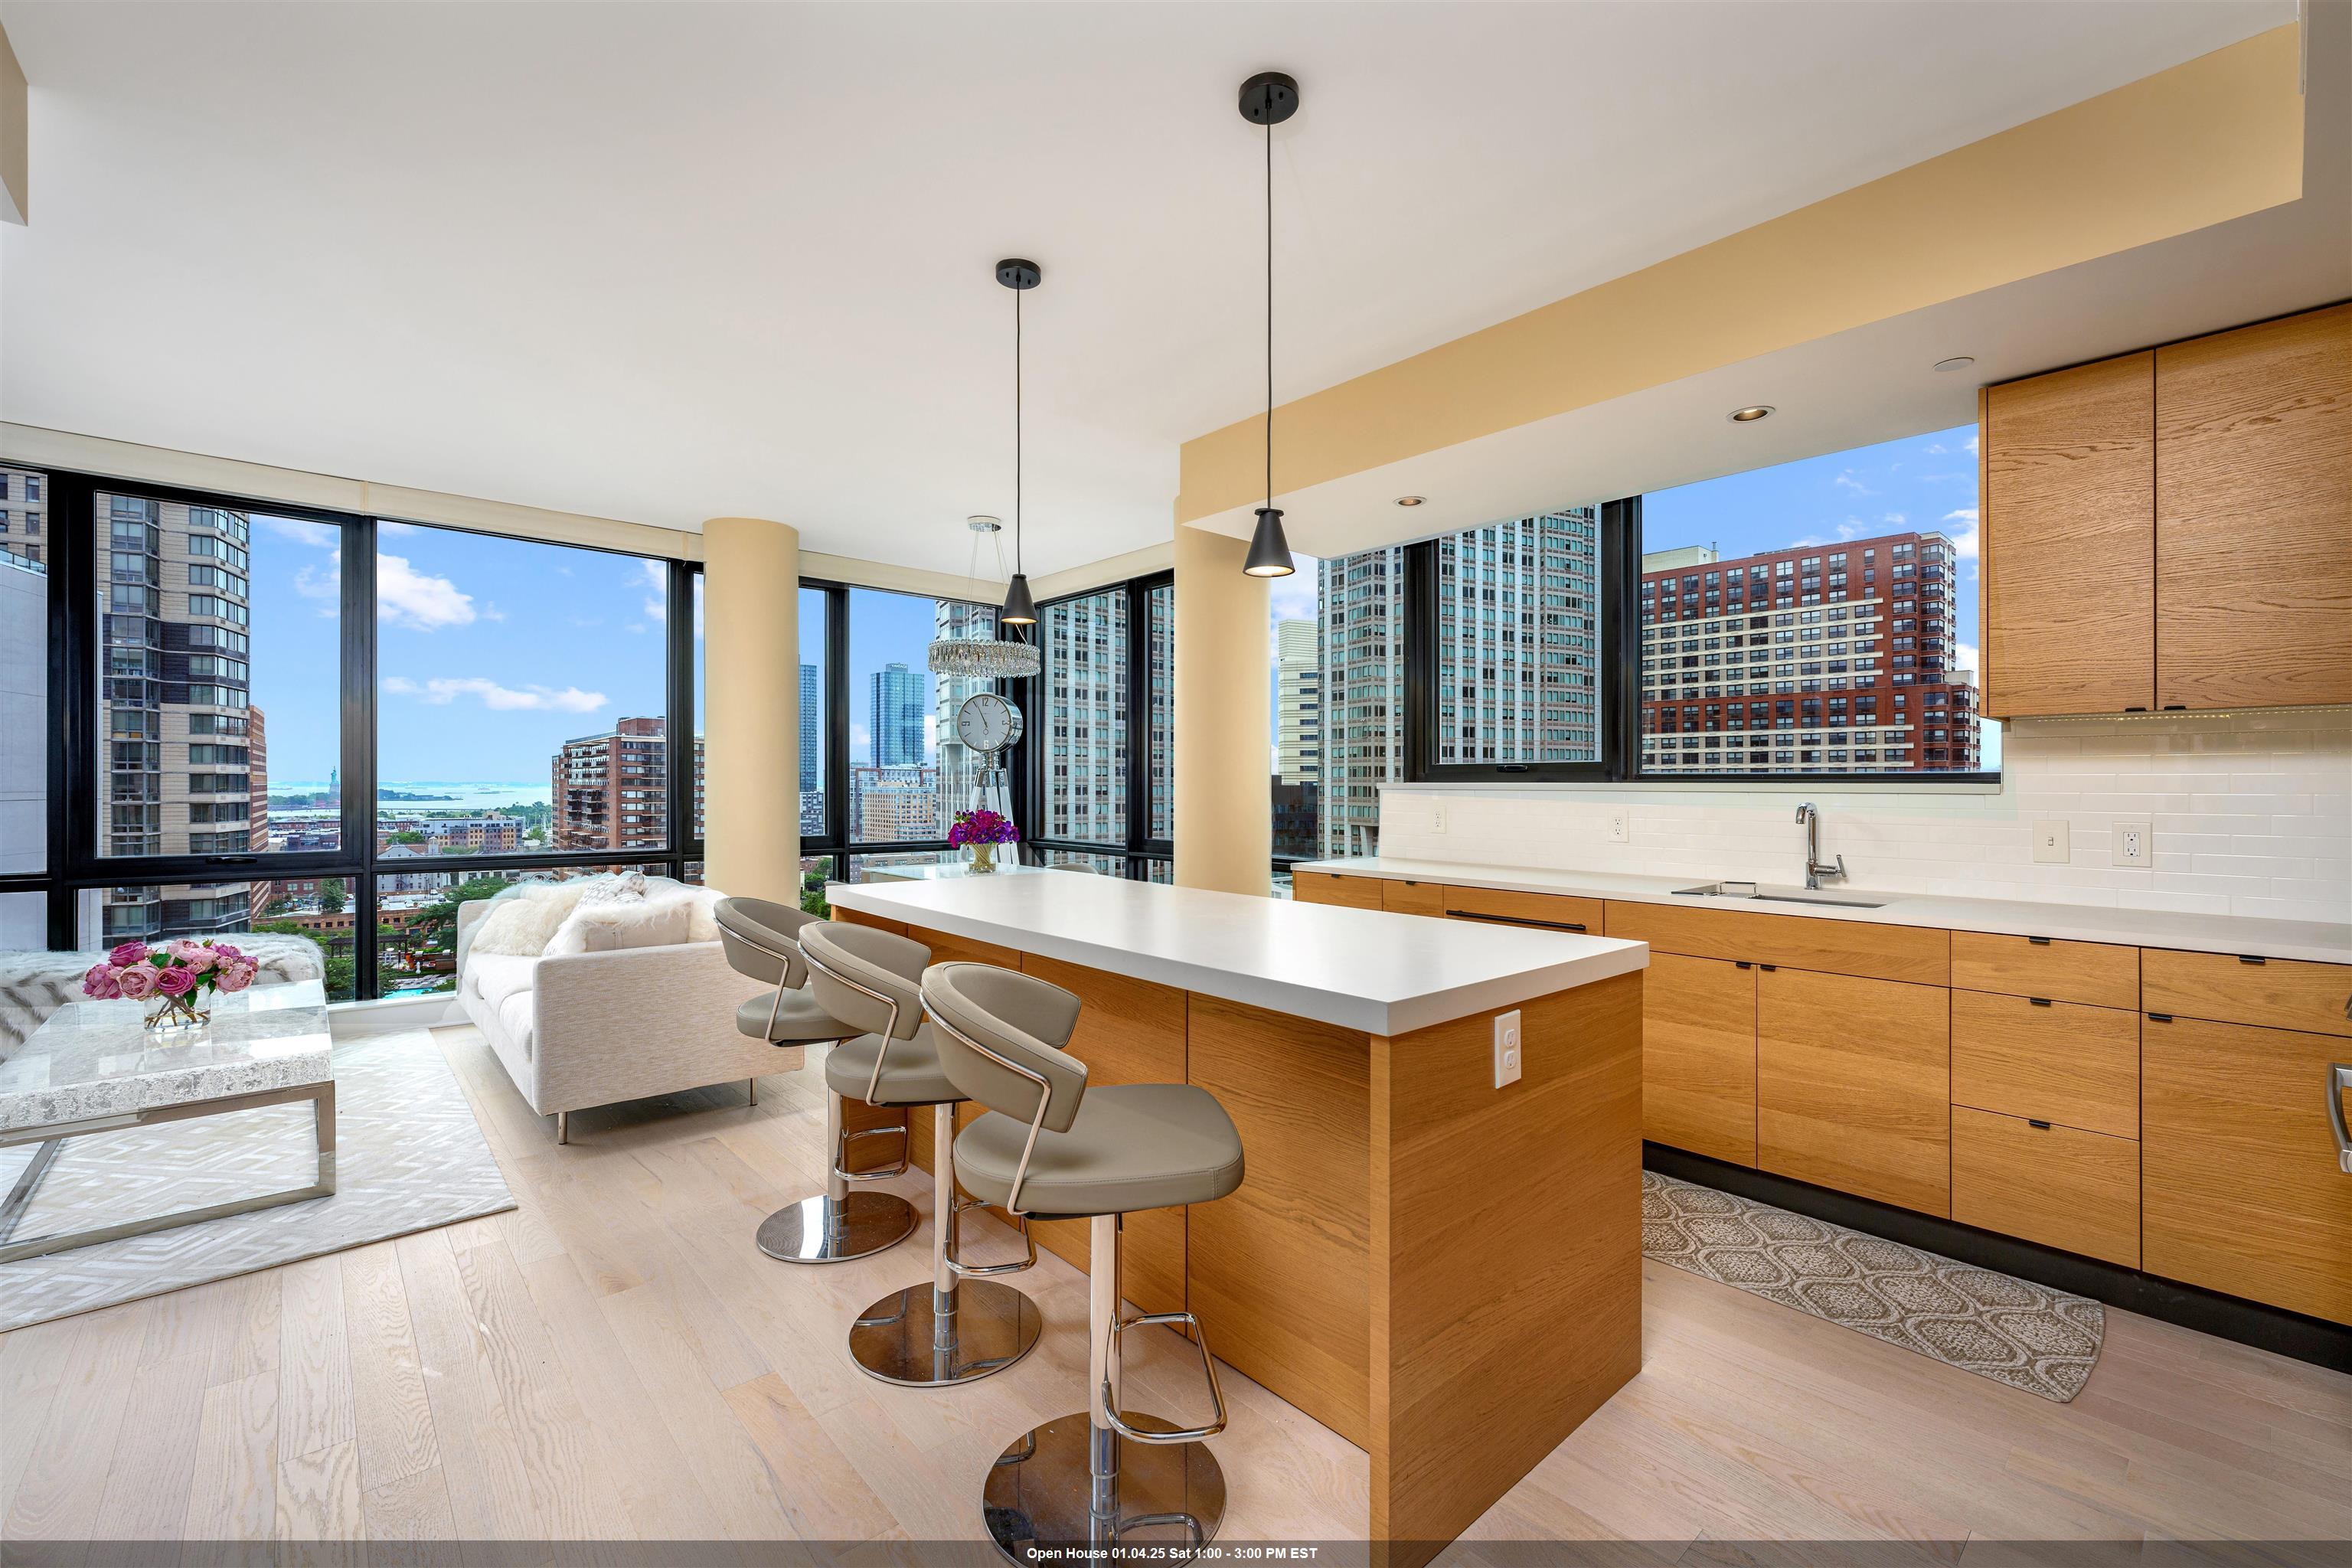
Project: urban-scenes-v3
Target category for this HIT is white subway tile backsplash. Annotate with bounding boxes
[1374,710,2352,923]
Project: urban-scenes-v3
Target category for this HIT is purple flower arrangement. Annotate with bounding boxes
[83,939,260,1030]
[947,808,1021,848]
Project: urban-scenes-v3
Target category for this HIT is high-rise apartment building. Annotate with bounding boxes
[93,493,265,941]
[2,542,45,887]
[551,715,701,850]
[933,602,1001,816]
[0,467,45,568]
[1638,531,1980,773]
[1041,590,1127,844]
[1275,619,1321,786]
[870,662,926,767]
[799,662,820,794]
[1314,508,1601,857]
[850,764,942,841]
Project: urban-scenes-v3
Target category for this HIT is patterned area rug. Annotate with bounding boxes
[1642,1171,2104,1402]
[0,1031,514,1331]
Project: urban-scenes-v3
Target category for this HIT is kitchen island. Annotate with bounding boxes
[826,869,1650,1564]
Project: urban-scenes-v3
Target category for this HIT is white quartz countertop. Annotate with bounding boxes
[1293,858,2352,965]
[825,871,1648,1036]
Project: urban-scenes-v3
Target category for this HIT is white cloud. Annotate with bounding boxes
[257,516,338,549]
[293,552,341,616]
[1964,433,1980,456]
[1882,512,1906,526]
[1953,640,1981,676]
[1833,471,1876,496]
[379,519,419,536]
[381,676,607,713]
[637,560,668,624]
[1942,507,1980,560]
[377,553,477,631]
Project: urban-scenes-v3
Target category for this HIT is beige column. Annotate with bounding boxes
[701,516,801,899]
[1172,523,1270,895]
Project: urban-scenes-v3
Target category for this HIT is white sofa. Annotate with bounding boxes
[454,898,808,1140]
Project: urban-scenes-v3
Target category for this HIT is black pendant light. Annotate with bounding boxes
[997,257,1042,624]
[1240,71,1299,578]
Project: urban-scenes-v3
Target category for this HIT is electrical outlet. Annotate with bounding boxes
[1431,802,1447,834]
[1607,809,1630,844]
[1492,1009,1523,1089]
[2033,820,2070,864]
[2115,820,2153,868]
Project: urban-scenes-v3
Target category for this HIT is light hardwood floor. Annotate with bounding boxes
[3,1024,2347,1561]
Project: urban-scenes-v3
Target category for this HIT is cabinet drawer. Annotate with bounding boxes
[1380,878,1446,917]
[1605,900,1949,985]
[1952,1107,2139,1268]
[1291,871,1382,910]
[2143,949,2352,1038]
[1442,885,1603,934]
[1950,990,2139,1139]
[1949,931,2138,1011]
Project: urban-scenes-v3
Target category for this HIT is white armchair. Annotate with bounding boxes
[454,897,808,1141]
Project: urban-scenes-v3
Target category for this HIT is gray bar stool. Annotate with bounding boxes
[800,923,1043,1385]
[715,898,916,1264]
[922,959,1245,1563]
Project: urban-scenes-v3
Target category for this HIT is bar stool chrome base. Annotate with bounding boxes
[755,1191,916,1263]
[982,1411,1225,1564]
[850,1278,1040,1387]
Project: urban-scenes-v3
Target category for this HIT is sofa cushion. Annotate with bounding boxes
[466,952,541,1014]
[494,988,536,1061]
[546,898,691,956]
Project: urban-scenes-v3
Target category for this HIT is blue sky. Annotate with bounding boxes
[1263,422,1987,761]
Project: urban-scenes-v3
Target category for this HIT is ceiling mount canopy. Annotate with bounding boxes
[998,256,1043,624]
[928,514,1041,678]
[1240,71,1299,579]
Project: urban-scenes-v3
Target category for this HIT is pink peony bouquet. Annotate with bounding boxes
[84,939,260,1028]
[947,808,1020,848]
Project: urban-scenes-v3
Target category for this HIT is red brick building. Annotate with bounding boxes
[553,716,696,851]
[1638,531,1980,773]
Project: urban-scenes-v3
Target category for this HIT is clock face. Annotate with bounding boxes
[956,692,1023,753]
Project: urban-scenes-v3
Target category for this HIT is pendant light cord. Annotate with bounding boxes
[1015,284,1024,579]
[1265,114,1273,512]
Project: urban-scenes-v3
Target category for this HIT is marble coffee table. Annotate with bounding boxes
[0,979,335,1263]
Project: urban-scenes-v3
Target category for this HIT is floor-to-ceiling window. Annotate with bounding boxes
[1026,570,1171,881]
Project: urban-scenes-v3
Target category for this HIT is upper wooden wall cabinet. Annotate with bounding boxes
[1981,302,2351,717]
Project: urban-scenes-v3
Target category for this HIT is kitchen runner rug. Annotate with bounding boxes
[0,1028,514,1331]
[1642,1169,2104,1402]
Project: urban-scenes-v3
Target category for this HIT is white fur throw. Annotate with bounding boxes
[468,873,728,959]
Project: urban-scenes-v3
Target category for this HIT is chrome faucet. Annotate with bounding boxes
[1795,802,1847,890]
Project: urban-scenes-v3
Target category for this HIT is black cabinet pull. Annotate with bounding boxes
[2027,936,2052,946]
[1759,964,1778,972]
[2148,1012,2173,1023]
[2030,997,2053,1008]
[1734,961,1753,970]
[1443,910,1586,934]
[2124,706,2148,713]
[2163,704,2188,711]
[2029,1119,2052,1130]
[2239,955,2268,965]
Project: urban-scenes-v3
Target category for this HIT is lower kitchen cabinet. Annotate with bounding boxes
[1642,952,1756,1166]
[1951,1106,2140,1267]
[2144,1014,2352,1325]
[1757,967,1952,1216]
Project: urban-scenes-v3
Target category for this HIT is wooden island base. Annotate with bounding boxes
[838,906,1646,1565]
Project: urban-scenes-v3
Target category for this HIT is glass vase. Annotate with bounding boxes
[969,841,998,874]
[143,992,211,1033]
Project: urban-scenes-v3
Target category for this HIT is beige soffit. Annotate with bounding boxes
[1174,24,2306,525]
[1,423,697,560]
[0,18,25,226]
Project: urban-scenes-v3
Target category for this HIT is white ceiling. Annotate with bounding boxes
[0,0,2298,576]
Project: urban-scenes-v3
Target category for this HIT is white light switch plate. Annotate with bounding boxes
[1493,1010,1523,1089]
[1607,809,1630,844]
[2033,820,2069,864]
[2115,821,2153,868]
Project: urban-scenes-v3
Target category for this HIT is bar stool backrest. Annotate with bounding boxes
[714,897,815,990]
[920,962,1089,1135]
[800,922,932,1041]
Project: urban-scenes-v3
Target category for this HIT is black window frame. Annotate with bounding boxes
[1,467,706,995]
[1020,567,1174,883]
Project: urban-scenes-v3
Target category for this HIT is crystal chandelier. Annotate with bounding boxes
[927,515,1041,678]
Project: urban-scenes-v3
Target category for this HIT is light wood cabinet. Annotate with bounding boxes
[2155,303,2352,710]
[1292,871,1381,910]
[1440,884,1603,933]
[1380,877,1446,917]
[1756,968,1951,1216]
[1952,1107,2139,1268]
[1949,931,2138,1011]
[2143,949,2352,1039]
[1603,900,1948,986]
[2144,1014,2352,1325]
[1642,953,1757,1166]
[1950,988,2139,1139]
[1981,353,2156,717]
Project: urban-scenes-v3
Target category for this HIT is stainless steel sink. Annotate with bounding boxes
[1671,880,1892,910]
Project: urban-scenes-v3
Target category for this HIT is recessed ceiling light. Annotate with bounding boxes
[1727,405,1774,423]
[1933,356,1976,373]
[1394,495,1426,507]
